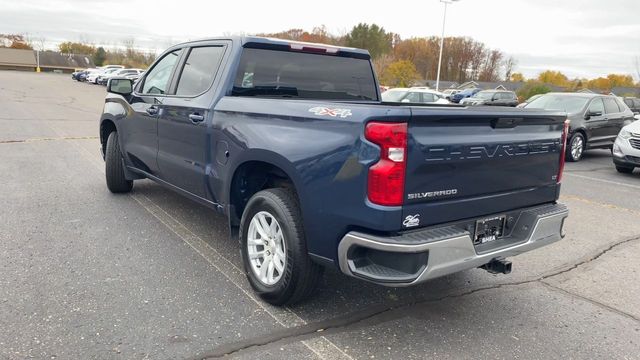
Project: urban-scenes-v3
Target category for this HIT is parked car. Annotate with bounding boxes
[100,36,569,305]
[525,92,635,161]
[612,120,640,173]
[80,68,102,83]
[98,69,144,85]
[460,90,519,107]
[101,65,125,70]
[623,97,640,117]
[382,87,449,104]
[95,68,123,85]
[441,88,460,100]
[450,88,481,103]
[71,69,87,81]
[516,94,544,108]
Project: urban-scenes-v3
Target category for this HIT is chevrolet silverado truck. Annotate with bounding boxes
[100,37,569,305]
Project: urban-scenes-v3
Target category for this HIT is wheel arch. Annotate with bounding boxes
[227,151,304,227]
[99,118,117,159]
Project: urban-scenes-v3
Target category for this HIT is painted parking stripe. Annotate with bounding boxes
[565,172,640,190]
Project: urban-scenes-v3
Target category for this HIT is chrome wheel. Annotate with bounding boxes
[571,136,584,160]
[247,211,286,286]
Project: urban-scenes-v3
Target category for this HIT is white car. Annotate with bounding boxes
[382,88,449,104]
[612,120,640,174]
[99,69,144,85]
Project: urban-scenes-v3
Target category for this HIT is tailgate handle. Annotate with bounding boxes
[491,117,522,129]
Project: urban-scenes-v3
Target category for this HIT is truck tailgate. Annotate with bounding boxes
[403,107,566,228]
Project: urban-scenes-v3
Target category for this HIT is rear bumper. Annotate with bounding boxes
[338,203,568,286]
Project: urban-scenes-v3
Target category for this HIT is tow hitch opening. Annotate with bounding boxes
[481,258,512,275]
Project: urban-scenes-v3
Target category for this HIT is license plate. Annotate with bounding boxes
[474,215,506,244]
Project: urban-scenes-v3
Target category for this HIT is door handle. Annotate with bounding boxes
[146,106,158,115]
[189,113,205,124]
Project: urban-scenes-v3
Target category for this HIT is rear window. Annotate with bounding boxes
[603,98,620,113]
[232,48,378,101]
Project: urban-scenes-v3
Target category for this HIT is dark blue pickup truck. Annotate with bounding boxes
[100,37,569,305]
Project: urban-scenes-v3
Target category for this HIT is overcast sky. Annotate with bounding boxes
[2,0,639,80]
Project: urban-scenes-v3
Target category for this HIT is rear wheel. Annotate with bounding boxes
[616,165,634,174]
[566,133,585,162]
[240,188,323,305]
[105,132,133,193]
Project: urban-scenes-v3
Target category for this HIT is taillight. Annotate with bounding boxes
[365,122,408,206]
[289,43,339,54]
[557,119,570,183]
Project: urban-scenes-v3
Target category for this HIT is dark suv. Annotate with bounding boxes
[459,90,518,107]
[525,92,635,161]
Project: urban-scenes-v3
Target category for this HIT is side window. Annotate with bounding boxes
[588,98,604,115]
[603,98,620,114]
[422,93,435,103]
[142,49,182,95]
[615,98,629,112]
[634,99,640,108]
[176,46,226,96]
[404,92,421,103]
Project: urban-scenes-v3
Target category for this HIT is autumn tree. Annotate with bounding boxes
[537,70,569,87]
[379,60,420,87]
[344,23,393,59]
[510,72,525,82]
[0,34,33,49]
[59,41,95,55]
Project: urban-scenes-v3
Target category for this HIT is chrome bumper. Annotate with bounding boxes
[338,203,569,286]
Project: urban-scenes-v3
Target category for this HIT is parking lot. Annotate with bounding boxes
[1,71,639,359]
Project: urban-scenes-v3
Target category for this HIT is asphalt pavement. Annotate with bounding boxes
[1,71,639,359]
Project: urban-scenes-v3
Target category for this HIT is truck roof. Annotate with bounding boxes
[174,36,371,59]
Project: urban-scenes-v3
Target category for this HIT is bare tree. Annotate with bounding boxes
[503,56,517,82]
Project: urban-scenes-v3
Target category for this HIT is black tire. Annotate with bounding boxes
[105,131,133,193]
[240,188,323,305]
[566,132,585,162]
[616,165,634,174]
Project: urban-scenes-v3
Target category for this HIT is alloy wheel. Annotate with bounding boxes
[246,211,287,286]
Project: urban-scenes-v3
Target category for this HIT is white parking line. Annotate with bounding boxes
[565,173,640,190]
[53,128,352,359]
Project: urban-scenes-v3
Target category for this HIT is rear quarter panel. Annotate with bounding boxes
[212,97,409,262]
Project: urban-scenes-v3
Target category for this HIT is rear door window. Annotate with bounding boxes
[232,48,378,100]
[603,98,620,114]
[176,46,226,96]
[421,93,436,102]
[142,49,182,95]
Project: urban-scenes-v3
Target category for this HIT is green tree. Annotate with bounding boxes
[380,60,420,87]
[517,80,551,101]
[58,41,95,55]
[344,23,393,59]
[93,47,106,66]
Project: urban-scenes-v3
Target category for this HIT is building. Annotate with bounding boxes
[0,48,36,71]
[38,51,94,73]
[0,48,95,73]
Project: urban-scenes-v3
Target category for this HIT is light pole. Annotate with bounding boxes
[435,0,459,92]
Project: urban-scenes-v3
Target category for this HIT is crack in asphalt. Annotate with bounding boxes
[539,281,640,323]
[194,233,640,359]
[0,136,98,144]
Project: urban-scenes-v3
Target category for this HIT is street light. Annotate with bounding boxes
[435,0,460,92]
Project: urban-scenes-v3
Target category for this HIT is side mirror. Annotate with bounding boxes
[107,78,133,96]
[585,110,602,119]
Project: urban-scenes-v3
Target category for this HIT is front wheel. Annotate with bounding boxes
[240,188,323,305]
[105,132,133,193]
[566,133,585,162]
